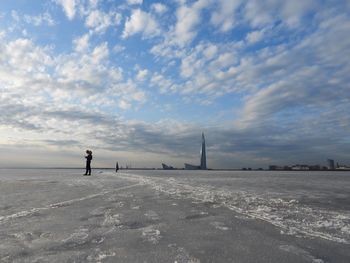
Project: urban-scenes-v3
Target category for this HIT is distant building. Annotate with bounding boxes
[309,165,321,170]
[200,133,207,170]
[335,166,350,171]
[291,165,310,170]
[327,159,335,170]
[162,163,174,170]
[335,162,350,170]
[269,165,285,170]
[269,164,322,171]
[184,133,207,170]
[184,163,201,170]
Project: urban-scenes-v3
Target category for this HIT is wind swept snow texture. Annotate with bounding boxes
[117,170,350,244]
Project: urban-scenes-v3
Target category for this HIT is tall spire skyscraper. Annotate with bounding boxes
[184,133,208,170]
[200,133,207,170]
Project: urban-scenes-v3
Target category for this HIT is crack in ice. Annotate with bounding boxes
[0,183,141,224]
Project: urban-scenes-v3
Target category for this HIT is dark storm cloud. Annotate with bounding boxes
[95,122,199,155]
[0,101,43,131]
[44,139,81,146]
[46,109,113,125]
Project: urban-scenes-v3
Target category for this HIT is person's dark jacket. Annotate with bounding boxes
[86,154,92,162]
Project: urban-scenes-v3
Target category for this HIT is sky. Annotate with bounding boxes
[0,0,350,169]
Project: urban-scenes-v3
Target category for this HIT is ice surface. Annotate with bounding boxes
[116,171,350,245]
[0,169,349,262]
[279,245,324,263]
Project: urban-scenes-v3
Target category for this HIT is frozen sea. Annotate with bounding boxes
[0,169,349,262]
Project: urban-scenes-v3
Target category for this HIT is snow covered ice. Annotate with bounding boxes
[0,169,349,262]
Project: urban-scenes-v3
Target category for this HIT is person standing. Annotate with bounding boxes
[116,162,119,173]
[84,150,93,175]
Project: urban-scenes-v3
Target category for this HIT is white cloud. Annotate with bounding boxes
[55,0,78,20]
[210,0,319,31]
[119,100,131,109]
[151,72,178,94]
[151,3,168,14]
[127,0,143,5]
[131,90,146,102]
[150,40,186,59]
[109,67,123,82]
[57,57,103,87]
[73,33,90,52]
[114,13,122,25]
[0,35,147,119]
[92,42,109,63]
[174,0,210,46]
[10,10,55,27]
[246,30,264,44]
[21,29,28,37]
[122,9,161,38]
[180,53,199,78]
[234,14,350,128]
[4,38,53,73]
[211,52,236,69]
[281,1,318,27]
[0,30,5,39]
[88,0,99,9]
[56,42,111,88]
[113,44,125,53]
[203,44,218,59]
[11,10,20,22]
[136,69,148,81]
[152,41,241,99]
[23,12,55,26]
[211,0,242,32]
[107,79,147,108]
[85,10,121,34]
[244,0,318,28]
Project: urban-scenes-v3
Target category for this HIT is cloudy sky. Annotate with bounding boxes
[0,0,349,168]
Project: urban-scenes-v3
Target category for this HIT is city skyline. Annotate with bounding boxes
[0,1,350,168]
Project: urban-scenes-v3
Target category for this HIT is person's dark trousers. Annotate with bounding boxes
[85,161,91,175]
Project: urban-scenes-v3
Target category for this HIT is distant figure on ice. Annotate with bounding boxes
[84,150,93,176]
[116,162,119,173]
